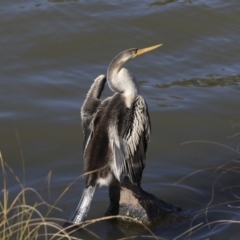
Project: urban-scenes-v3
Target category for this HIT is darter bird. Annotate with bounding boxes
[71,44,162,224]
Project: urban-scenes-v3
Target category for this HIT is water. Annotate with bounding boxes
[0,0,240,239]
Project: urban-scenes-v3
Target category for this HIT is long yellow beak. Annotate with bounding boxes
[136,44,162,56]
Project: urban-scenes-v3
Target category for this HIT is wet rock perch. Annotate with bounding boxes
[106,178,184,224]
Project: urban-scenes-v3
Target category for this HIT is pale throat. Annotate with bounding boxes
[117,68,138,108]
[123,87,137,108]
[107,67,139,108]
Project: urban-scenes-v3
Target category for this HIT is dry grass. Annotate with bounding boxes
[0,151,80,240]
[0,151,165,240]
[173,120,240,239]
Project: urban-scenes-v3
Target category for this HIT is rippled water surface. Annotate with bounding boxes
[1,0,240,239]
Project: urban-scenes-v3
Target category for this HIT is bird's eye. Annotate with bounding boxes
[131,49,137,56]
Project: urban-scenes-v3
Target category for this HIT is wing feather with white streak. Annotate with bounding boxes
[109,95,151,184]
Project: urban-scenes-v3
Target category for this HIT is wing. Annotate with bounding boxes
[81,75,106,150]
[123,95,151,184]
[109,95,151,184]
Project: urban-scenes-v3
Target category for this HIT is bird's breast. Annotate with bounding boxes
[123,91,136,108]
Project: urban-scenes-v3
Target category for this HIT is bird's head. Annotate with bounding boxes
[107,43,163,94]
[115,44,163,65]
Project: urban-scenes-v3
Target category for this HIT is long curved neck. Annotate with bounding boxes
[107,52,138,108]
[107,51,128,93]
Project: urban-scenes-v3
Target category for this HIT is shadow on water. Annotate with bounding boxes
[154,74,240,89]
[48,0,79,2]
[149,0,196,7]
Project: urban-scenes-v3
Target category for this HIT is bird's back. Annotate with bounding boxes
[83,94,127,183]
[84,93,150,186]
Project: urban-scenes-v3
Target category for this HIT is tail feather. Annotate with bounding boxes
[71,185,96,224]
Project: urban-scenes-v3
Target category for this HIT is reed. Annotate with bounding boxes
[0,151,162,240]
[173,120,240,239]
[0,151,78,240]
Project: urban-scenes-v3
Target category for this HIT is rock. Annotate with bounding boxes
[106,178,186,224]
